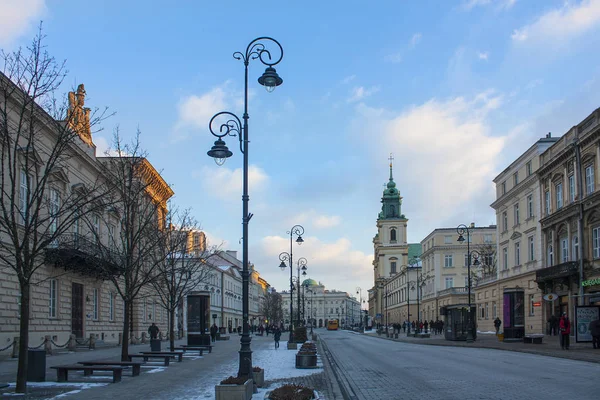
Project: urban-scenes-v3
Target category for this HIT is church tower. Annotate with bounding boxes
[371,155,409,322]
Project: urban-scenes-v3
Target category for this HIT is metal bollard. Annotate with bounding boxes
[68,334,76,352]
[89,334,96,350]
[118,332,122,345]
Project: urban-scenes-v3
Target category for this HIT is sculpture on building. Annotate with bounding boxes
[67,84,93,146]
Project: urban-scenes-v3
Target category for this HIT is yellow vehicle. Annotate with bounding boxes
[327,319,339,330]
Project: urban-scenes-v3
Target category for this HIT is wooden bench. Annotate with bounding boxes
[79,361,142,377]
[174,347,204,356]
[183,344,213,353]
[140,351,183,362]
[128,354,170,366]
[523,334,544,344]
[51,364,124,383]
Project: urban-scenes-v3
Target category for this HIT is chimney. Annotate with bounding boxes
[470,222,475,228]
[546,132,551,138]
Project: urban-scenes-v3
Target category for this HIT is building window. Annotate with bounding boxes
[49,279,57,318]
[526,161,532,176]
[528,236,535,262]
[464,276,469,289]
[93,288,99,320]
[561,237,569,263]
[109,292,115,321]
[108,225,115,250]
[485,302,489,319]
[502,212,508,232]
[445,277,453,289]
[484,234,492,243]
[572,236,579,261]
[390,261,397,274]
[585,165,595,195]
[529,294,535,316]
[593,227,600,259]
[464,253,469,267]
[513,172,519,186]
[480,305,485,319]
[547,244,554,266]
[527,195,533,218]
[390,229,397,242]
[93,214,100,236]
[501,181,506,195]
[545,191,550,216]
[444,255,453,268]
[569,175,575,202]
[49,189,60,235]
[492,301,497,318]
[19,170,30,224]
[514,203,520,225]
[444,235,452,244]
[555,183,563,210]
[503,248,508,270]
[515,242,521,266]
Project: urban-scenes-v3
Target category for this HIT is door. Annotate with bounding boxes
[71,283,84,338]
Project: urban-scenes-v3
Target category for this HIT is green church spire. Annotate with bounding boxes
[378,153,404,220]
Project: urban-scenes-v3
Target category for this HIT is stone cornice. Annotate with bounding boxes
[490,173,539,210]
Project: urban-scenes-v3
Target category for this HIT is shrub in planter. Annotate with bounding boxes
[269,383,315,400]
[215,376,253,400]
[220,376,247,385]
[252,366,264,387]
[294,326,308,343]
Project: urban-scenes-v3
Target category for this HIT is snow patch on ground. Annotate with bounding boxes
[146,368,166,374]
[253,345,322,381]
[50,389,82,399]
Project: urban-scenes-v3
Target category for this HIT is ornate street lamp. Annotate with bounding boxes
[206,37,283,380]
[457,224,481,343]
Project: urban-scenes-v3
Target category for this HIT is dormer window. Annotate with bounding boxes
[390,228,397,242]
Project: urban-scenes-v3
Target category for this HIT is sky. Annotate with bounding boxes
[3,0,600,301]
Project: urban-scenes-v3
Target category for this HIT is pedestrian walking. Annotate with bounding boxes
[148,322,160,340]
[273,327,281,349]
[589,318,600,349]
[424,320,429,333]
[549,315,558,336]
[210,323,218,343]
[494,317,502,335]
[559,313,571,350]
[402,321,406,332]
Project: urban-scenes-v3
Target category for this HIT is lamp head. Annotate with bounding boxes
[207,139,233,166]
[296,235,304,245]
[258,66,283,92]
[278,261,287,270]
[457,234,465,243]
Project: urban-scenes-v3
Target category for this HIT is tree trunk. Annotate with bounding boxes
[169,308,175,352]
[121,301,130,362]
[15,283,30,393]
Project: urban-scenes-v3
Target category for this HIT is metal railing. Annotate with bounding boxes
[535,261,578,281]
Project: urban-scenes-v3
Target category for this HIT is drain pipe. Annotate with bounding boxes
[573,138,585,306]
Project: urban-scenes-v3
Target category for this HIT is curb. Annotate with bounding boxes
[318,338,354,400]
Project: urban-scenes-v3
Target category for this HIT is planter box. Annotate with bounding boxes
[215,379,253,400]
[253,369,264,387]
[296,353,318,369]
[287,341,298,350]
[311,333,317,341]
[264,389,320,399]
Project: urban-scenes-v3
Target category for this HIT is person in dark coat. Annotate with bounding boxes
[494,317,502,335]
[148,323,159,340]
[273,327,281,349]
[589,318,600,349]
[559,313,571,350]
[210,323,218,343]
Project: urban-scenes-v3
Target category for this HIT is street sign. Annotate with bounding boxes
[212,314,218,319]
[543,293,558,301]
[376,313,382,318]
[533,302,541,307]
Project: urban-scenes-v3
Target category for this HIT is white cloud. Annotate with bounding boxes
[384,53,403,64]
[463,0,516,10]
[260,235,373,284]
[284,209,342,230]
[341,75,356,84]
[478,52,489,60]
[313,215,341,229]
[193,165,269,202]
[511,0,600,43]
[355,92,507,226]
[410,33,422,48]
[347,86,380,103]
[0,0,46,47]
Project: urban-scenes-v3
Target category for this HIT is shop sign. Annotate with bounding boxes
[532,302,541,307]
[576,306,600,343]
[543,293,558,301]
[582,278,600,287]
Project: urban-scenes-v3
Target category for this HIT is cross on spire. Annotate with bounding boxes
[388,153,394,167]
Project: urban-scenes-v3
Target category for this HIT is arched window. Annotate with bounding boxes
[547,244,554,267]
[390,229,397,242]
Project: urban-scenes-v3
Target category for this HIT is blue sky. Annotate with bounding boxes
[3,0,600,299]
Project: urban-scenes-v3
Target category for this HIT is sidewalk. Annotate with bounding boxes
[363,330,600,364]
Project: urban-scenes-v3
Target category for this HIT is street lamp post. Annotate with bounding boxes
[206,37,283,380]
[355,287,363,329]
[457,224,481,343]
[278,225,305,343]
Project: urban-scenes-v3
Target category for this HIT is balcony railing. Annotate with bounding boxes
[535,261,578,282]
[437,287,469,296]
[475,275,498,286]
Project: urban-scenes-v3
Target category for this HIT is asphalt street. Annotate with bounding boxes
[320,330,600,400]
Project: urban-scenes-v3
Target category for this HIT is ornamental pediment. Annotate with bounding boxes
[510,231,522,240]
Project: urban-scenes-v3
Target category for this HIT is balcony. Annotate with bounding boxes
[475,275,498,287]
[45,233,121,279]
[437,287,469,296]
[535,261,578,282]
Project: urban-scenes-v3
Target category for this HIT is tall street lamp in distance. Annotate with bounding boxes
[457,224,481,343]
[277,224,304,343]
[206,37,283,379]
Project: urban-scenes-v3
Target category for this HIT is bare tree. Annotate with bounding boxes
[91,131,173,361]
[260,290,283,327]
[150,207,215,351]
[0,27,110,393]
[472,242,497,284]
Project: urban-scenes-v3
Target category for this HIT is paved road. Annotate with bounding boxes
[321,330,600,400]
